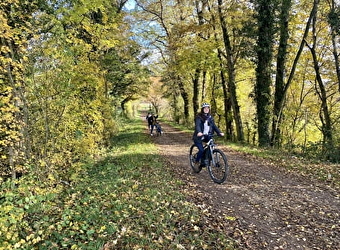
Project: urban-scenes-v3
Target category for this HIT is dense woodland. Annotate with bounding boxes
[134,0,340,160]
[1,0,340,248]
[1,0,340,178]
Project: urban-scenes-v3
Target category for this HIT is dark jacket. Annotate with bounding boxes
[147,115,158,125]
[192,113,222,143]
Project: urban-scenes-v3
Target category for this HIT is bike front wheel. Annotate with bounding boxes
[207,149,229,184]
[189,144,202,173]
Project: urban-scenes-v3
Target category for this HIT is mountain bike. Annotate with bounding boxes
[189,137,229,184]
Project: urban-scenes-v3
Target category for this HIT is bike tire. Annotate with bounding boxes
[189,144,202,173]
[207,149,229,184]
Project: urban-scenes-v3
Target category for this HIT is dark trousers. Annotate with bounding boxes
[194,141,204,162]
[148,123,154,133]
[193,135,211,163]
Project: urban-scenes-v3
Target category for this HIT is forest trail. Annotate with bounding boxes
[149,120,340,250]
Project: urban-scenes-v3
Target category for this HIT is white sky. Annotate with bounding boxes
[125,0,136,10]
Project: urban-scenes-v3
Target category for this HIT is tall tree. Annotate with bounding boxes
[327,0,340,92]
[217,0,244,142]
[0,0,46,181]
[217,51,234,140]
[271,0,292,147]
[254,0,275,146]
[271,0,318,149]
[208,1,234,139]
[305,0,334,156]
[135,0,191,122]
[192,0,206,115]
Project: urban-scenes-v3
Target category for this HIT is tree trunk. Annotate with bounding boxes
[193,0,206,114]
[271,0,292,147]
[328,0,340,92]
[177,76,190,123]
[1,36,26,183]
[201,70,207,103]
[255,0,275,147]
[273,0,318,146]
[217,0,244,142]
[192,68,201,115]
[217,50,233,140]
[306,0,334,155]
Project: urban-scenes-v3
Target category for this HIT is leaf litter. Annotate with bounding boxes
[151,122,340,250]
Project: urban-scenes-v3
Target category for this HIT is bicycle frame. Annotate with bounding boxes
[203,138,215,166]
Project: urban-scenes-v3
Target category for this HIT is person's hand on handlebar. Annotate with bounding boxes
[198,132,224,137]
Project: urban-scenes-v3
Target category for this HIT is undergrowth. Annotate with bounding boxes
[0,118,236,250]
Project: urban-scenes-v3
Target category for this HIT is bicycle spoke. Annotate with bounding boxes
[208,149,229,184]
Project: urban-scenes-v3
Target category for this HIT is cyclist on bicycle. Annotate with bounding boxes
[192,103,224,167]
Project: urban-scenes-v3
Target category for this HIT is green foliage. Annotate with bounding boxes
[0,0,39,176]
[328,5,340,35]
[25,39,117,180]
[0,118,235,249]
[0,0,143,182]
[0,176,62,249]
[102,45,151,111]
[0,86,18,174]
[301,141,340,163]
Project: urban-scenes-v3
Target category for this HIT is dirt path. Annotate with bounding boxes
[149,121,340,250]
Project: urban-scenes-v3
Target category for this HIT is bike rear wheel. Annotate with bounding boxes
[156,128,162,136]
[189,144,202,173]
[207,149,228,184]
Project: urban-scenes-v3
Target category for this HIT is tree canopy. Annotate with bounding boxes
[1,0,340,185]
[1,0,340,248]
[132,0,340,161]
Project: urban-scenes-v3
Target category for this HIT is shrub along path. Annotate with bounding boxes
[151,121,340,250]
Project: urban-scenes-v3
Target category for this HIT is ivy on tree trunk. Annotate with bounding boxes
[254,0,275,147]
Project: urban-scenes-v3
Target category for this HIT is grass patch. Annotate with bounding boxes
[0,118,236,250]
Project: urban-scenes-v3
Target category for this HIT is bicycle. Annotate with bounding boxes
[189,137,229,184]
[155,122,162,136]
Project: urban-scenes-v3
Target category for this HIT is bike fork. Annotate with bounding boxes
[207,145,214,166]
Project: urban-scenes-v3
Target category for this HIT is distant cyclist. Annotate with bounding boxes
[192,103,224,167]
[146,113,158,136]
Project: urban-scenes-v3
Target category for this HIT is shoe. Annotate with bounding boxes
[150,133,153,136]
